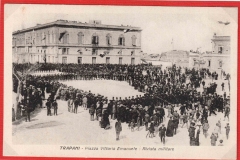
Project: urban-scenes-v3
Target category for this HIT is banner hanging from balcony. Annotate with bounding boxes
[59,31,67,41]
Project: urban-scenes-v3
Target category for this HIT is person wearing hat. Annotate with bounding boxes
[172,110,180,135]
[166,116,174,137]
[224,104,230,121]
[159,124,166,144]
[158,106,165,124]
[46,98,52,116]
[82,95,87,110]
[52,100,58,116]
[188,122,196,146]
[225,123,230,139]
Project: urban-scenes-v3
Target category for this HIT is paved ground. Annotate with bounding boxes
[12,78,232,146]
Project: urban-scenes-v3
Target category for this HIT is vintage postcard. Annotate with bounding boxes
[4,4,237,159]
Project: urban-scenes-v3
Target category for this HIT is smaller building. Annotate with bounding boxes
[189,33,230,74]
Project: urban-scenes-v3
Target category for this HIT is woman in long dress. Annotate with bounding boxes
[166,117,174,137]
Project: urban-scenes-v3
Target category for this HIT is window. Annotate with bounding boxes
[118,35,125,46]
[78,32,84,44]
[78,57,82,64]
[92,48,98,55]
[62,48,69,54]
[106,57,110,64]
[208,60,211,67]
[131,58,135,65]
[63,34,69,44]
[218,46,223,54]
[92,57,96,64]
[119,57,123,64]
[132,35,137,46]
[92,34,99,45]
[62,57,67,64]
[106,34,112,45]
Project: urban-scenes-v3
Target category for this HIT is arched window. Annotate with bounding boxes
[92,33,99,45]
[118,34,125,46]
[132,35,137,46]
[106,33,112,45]
[78,32,84,44]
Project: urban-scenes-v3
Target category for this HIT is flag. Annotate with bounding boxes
[99,53,105,58]
[131,51,134,56]
[59,31,67,40]
[99,51,109,58]
[141,59,148,64]
[43,52,46,62]
[118,50,122,54]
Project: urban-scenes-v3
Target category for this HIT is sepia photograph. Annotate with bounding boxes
[4,4,237,159]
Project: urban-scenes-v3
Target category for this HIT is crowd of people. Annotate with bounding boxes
[12,63,231,146]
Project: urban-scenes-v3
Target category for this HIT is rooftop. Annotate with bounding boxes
[13,20,142,35]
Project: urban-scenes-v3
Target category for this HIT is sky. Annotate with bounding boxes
[5,5,238,54]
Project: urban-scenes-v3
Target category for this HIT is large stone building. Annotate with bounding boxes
[189,33,230,74]
[12,20,142,64]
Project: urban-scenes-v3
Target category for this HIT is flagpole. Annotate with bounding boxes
[172,38,174,50]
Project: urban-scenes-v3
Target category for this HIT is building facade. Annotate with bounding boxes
[189,34,230,74]
[12,20,142,64]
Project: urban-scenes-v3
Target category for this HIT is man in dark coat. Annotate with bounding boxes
[188,123,196,146]
[159,106,165,123]
[52,100,58,116]
[46,99,51,116]
[74,98,79,114]
[166,116,174,137]
[172,110,180,134]
[159,124,166,144]
[25,100,31,122]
